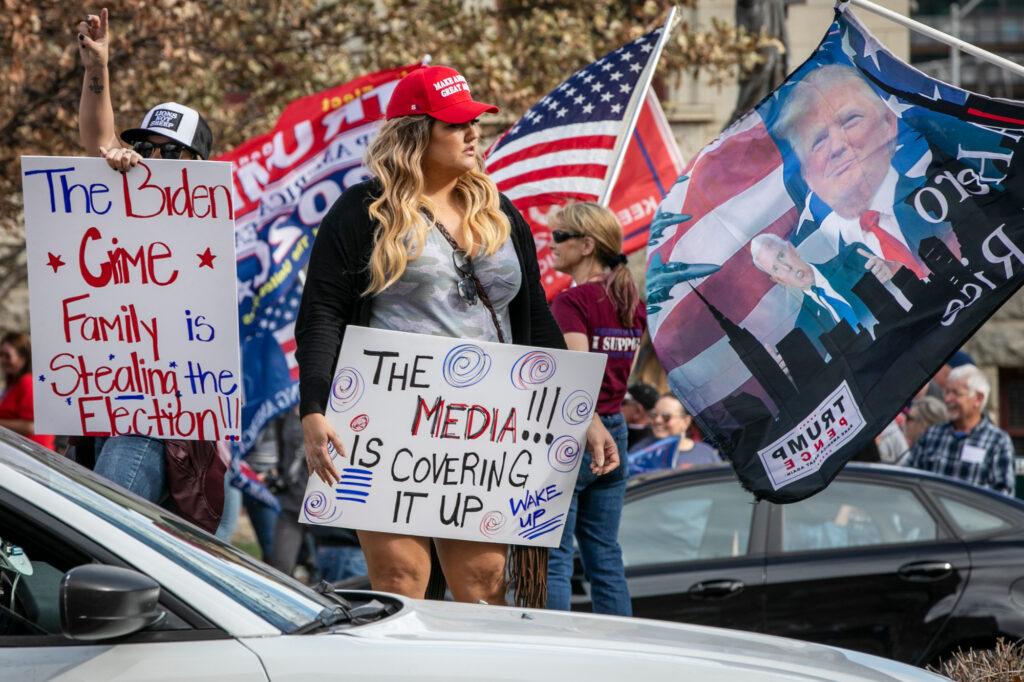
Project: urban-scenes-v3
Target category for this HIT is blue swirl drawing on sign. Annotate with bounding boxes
[442,344,492,388]
[336,467,373,503]
[303,491,342,523]
[561,390,594,425]
[329,367,364,413]
[547,435,582,472]
[510,350,556,390]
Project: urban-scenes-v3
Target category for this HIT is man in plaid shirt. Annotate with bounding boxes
[903,365,1016,496]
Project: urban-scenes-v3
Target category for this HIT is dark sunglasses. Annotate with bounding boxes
[550,229,584,244]
[132,140,187,159]
[452,249,478,305]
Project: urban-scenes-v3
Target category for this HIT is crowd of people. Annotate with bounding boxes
[1,7,1019,615]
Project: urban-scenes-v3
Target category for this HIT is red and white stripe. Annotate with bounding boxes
[648,114,805,414]
[273,322,299,381]
[485,121,623,205]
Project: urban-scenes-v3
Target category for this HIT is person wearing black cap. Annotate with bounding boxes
[296,65,618,608]
[72,8,225,532]
[622,382,658,450]
[543,201,647,616]
[77,8,212,171]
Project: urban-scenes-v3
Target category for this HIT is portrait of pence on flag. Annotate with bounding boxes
[647,5,1024,503]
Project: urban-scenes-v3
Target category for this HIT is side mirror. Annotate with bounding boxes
[60,564,164,641]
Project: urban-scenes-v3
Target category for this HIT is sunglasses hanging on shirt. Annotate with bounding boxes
[429,216,507,344]
[451,248,479,306]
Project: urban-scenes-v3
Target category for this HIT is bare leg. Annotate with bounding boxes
[434,538,507,605]
[357,530,431,598]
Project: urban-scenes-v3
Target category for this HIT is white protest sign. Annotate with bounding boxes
[299,327,607,547]
[21,156,241,441]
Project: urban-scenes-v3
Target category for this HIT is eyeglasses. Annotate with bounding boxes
[550,229,584,244]
[452,249,478,305]
[650,411,684,421]
[132,140,187,159]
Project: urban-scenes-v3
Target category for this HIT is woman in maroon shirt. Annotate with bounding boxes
[0,332,55,450]
[545,202,646,615]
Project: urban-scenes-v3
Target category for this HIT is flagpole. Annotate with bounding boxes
[839,0,1024,80]
[597,6,679,207]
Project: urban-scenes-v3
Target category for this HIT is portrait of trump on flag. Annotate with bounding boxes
[647,5,1024,503]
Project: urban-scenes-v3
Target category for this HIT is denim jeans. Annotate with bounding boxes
[244,495,280,560]
[317,545,368,582]
[547,412,631,615]
[216,479,241,542]
[93,436,167,503]
[215,475,280,558]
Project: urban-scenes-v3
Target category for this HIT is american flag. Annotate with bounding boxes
[262,281,303,381]
[484,28,665,292]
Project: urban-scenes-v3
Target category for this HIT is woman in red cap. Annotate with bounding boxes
[296,66,619,608]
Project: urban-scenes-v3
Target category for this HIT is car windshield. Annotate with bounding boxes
[0,432,334,632]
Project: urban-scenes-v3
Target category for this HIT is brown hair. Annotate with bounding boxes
[552,202,639,327]
[1,332,31,380]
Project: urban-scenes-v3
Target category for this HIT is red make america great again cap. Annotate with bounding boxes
[386,66,499,123]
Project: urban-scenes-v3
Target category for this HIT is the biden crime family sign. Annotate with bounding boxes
[21,156,242,441]
[299,327,607,547]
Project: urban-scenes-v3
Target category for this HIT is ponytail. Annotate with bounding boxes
[603,254,640,328]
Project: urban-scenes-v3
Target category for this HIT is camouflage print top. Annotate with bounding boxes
[369,229,521,342]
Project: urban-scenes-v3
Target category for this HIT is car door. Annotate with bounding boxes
[0,489,267,681]
[763,475,969,664]
[614,475,767,632]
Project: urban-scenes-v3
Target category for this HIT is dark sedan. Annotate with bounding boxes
[570,462,1024,667]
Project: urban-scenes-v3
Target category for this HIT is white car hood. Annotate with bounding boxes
[289,596,945,681]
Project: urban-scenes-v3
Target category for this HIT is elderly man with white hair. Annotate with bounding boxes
[902,365,1016,496]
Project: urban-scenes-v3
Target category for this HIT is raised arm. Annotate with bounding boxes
[77,8,117,155]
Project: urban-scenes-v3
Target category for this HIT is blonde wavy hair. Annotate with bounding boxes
[552,202,640,327]
[364,116,510,295]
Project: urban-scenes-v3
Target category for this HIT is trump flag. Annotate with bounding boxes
[648,7,1024,502]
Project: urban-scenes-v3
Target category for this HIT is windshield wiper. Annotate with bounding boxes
[293,604,352,634]
[293,582,355,633]
[294,581,395,633]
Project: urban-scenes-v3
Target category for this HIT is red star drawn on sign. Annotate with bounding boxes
[197,247,216,269]
[46,252,66,273]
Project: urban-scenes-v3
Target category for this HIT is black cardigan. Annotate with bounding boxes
[295,179,566,417]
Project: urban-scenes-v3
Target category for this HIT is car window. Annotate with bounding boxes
[620,481,756,567]
[0,439,333,633]
[0,505,85,638]
[782,481,936,552]
[0,499,190,642]
[937,496,1011,537]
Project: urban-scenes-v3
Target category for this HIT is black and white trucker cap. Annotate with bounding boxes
[120,102,213,159]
